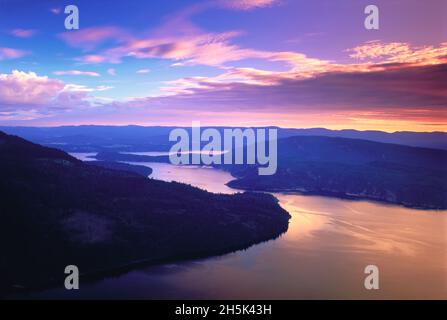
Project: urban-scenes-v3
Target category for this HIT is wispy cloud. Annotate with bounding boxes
[55,3,319,69]
[50,8,61,15]
[75,54,107,64]
[218,0,278,10]
[0,47,29,60]
[159,41,447,92]
[71,30,257,65]
[11,29,37,38]
[2,1,446,130]
[59,6,285,67]
[115,39,446,130]
[122,62,447,130]
[136,69,151,74]
[70,28,330,69]
[58,26,129,50]
[53,70,101,77]
[347,41,447,66]
[64,84,113,92]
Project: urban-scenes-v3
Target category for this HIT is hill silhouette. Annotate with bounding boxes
[0,131,290,295]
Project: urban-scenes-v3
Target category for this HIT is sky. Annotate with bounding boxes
[0,0,446,131]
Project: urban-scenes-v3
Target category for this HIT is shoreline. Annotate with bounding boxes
[226,180,447,211]
[5,225,289,299]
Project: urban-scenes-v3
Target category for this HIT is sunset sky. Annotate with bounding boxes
[0,0,445,131]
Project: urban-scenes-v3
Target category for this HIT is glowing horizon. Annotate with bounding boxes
[0,0,446,132]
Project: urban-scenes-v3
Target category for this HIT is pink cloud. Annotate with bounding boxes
[61,6,280,66]
[75,54,107,63]
[158,40,447,92]
[0,70,64,107]
[218,0,278,10]
[53,70,101,77]
[81,30,277,66]
[64,8,274,66]
[0,47,28,60]
[11,29,37,38]
[58,26,129,50]
[2,55,445,131]
[117,62,447,130]
[63,17,324,70]
[0,71,107,120]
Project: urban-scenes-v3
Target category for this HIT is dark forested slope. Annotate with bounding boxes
[0,131,290,295]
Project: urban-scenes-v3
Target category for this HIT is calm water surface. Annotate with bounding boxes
[27,160,447,299]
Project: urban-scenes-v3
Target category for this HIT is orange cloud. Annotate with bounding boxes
[348,41,447,66]
[159,41,447,94]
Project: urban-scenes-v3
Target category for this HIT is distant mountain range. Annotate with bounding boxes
[91,135,447,209]
[223,136,447,209]
[1,125,446,151]
[1,125,446,210]
[0,131,290,295]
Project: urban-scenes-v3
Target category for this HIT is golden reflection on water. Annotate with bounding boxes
[275,193,444,256]
[272,193,447,298]
[142,164,447,299]
[30,162,447,299]
[274,194,329,241]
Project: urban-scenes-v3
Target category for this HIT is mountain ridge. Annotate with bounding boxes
[1,125,446,151]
